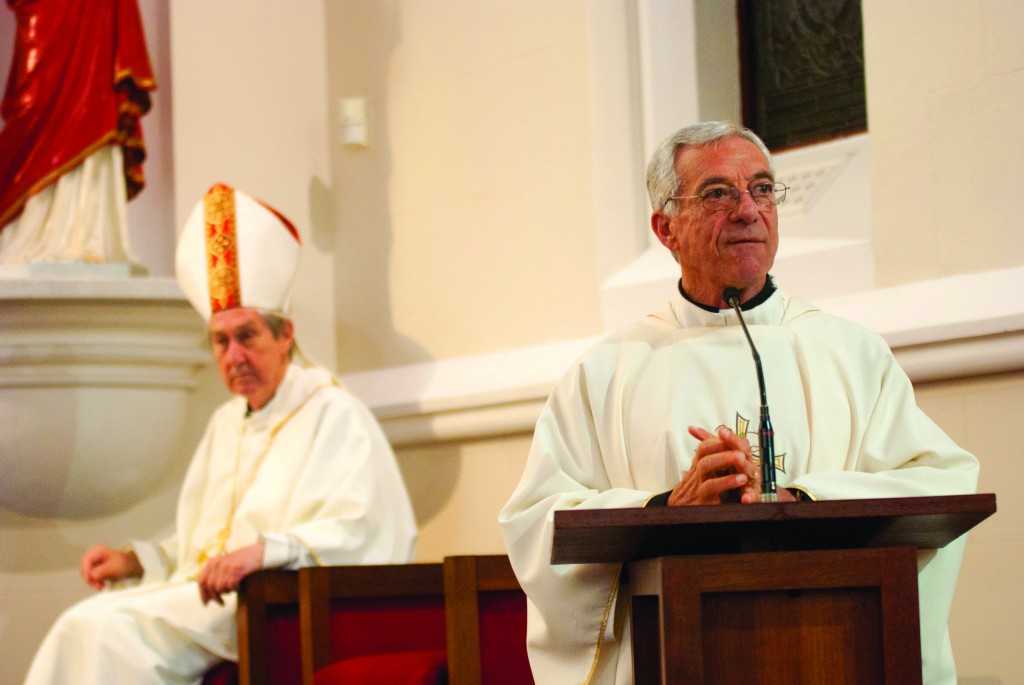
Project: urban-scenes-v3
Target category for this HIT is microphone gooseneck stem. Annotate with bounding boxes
[758,404,777,502]
[724,288,778,502]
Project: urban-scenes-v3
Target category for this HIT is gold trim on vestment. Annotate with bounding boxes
[292,534,327,567]
[195,383,335,570]
[584,563,623,685]
[114,67,156,91]
[787,485,817,501]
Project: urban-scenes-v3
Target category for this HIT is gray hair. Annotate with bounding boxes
[646,122,774,217]
[258,310,295,359]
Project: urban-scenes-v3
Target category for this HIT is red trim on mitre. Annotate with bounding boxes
[255,198,302,245]
[203,183,241,315]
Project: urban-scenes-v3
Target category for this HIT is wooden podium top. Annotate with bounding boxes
[551,493,996,565]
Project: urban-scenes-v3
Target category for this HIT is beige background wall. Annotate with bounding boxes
[323,0,604,371]
[1,1,1022,683]
[864,0,1024,286]
[917,372,1024,681]
[169,1,339,368]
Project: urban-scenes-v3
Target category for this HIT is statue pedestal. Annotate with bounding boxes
[0,272,210,519]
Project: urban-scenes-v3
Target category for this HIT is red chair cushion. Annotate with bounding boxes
[200,660,238,685]
[313,649,448,685]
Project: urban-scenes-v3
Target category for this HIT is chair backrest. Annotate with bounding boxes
[444,555,533,685]
[298,563,448,685]
[201,569,301,685]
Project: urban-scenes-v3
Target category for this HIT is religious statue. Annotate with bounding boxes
[0,0,155,266]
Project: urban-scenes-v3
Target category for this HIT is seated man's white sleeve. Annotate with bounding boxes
[130,539,174,583]
[260,532,304,569]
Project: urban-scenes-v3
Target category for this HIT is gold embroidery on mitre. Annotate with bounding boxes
[208,229,233,257]
[208,263,240,309]
[204,185,233,224]
[203,185,241,313]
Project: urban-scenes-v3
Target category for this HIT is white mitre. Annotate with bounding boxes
[175,182,301,320]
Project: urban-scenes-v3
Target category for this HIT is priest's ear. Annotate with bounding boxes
[278,319,295,347]
[650,211,681,262]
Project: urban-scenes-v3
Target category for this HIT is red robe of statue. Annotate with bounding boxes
[0,0,155,230]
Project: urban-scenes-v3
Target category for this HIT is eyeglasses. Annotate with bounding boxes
[665,181,789,212]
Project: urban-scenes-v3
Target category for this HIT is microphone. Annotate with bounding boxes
[723,287,778,502]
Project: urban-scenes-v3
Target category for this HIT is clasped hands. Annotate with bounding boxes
[80,542,266,605]
[668,425,795,506]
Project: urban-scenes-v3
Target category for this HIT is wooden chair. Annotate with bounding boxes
[298,563,448,685]
[443,555,533,685]
[201,568,302,685]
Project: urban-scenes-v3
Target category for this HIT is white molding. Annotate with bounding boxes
[342,337,598,446]
[636,0,699,159]
[0,273,186,299]
[345,267,1024,447]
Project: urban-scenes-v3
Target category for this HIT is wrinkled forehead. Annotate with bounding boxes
[675,137,773,191]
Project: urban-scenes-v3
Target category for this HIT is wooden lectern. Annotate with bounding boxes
[551,494,995,685]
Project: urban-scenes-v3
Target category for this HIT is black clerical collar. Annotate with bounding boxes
[677,276,776,313]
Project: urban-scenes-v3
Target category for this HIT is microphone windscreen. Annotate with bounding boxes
[723,287,743,307]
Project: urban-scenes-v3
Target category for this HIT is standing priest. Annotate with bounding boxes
[500,122,979,685]
[24,183,418,684]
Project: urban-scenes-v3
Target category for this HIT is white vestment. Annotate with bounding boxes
[0,145,138,265]
[25,363,417,685]
[499,285,979,685]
